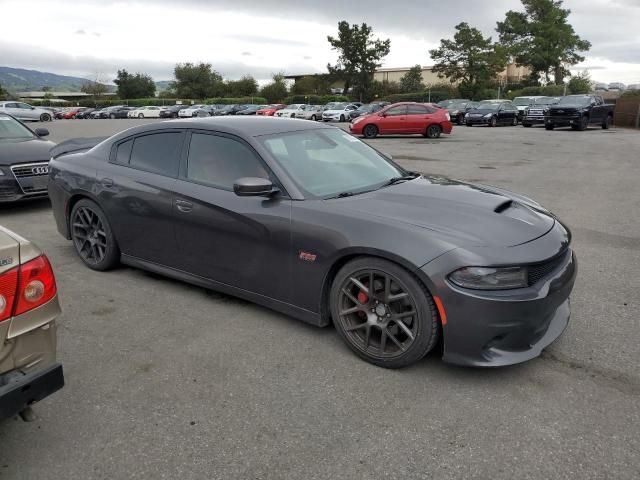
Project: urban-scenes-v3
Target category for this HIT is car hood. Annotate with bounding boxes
[0,138,57,166]
[468,108,499,114]
[548,103,587,110]
[333,177,555,247]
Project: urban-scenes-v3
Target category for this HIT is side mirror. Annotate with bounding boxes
[34,128,49,137]
[233,177,278,197]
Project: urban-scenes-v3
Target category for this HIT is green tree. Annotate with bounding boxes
[369,80,401,100]
[567,70,593,94]
[399,65,425,93]
[327,21,391,100]
[171,62,224,99]
[225,75,258,97]
[0,83,7,100]
[259,73,288,103]
[114,69,156,99]
[496,0,591,85]
[291,75,331,95]
[430,22,507,99]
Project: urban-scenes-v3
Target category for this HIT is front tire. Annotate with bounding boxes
[40,113,51,122]
[489,116,497,127]
[339,114,345,122]
[545,124,555,130]
[110,113,116,119]
[311,115,317,121]
[138,113,144,118]
[577,115,589,131]
[362,124,378,139]
[330,257,439,369]
[70,199,120,271]
[425,124,442,138]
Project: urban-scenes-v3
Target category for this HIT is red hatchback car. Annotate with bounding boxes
[257,104,286,116]
[350,102,453,139]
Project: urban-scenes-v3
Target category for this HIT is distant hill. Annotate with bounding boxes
[155,80,171,93]
[0,66,114,93]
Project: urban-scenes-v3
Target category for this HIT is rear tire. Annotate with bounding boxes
[40,113,51,122]
[363,124,378,139]
[311,115,317,121]
[330,257,440,369]
[425,124,442,138]
[138,113,144,118]
[70,199,120,271]
[602,115,612,129]
[109,113,116,119]
[523,123,532,128]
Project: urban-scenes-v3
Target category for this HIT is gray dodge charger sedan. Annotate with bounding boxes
[48,117,576,368]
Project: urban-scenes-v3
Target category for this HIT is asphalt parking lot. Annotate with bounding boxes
[1,118,639,479]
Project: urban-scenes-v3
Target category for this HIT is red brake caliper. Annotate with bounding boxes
[357,282,369,318]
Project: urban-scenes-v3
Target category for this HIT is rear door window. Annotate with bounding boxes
[407,105,429,115]
[129,132,183,177]
[384,105,407,116]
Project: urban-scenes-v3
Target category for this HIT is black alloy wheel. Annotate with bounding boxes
[363,124,378,139]
[425,124,442,138]
[331,257,439,368]
[70,199,120,271]
[40,113,51,122]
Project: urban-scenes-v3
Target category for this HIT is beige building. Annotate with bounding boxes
[286,63,530,90]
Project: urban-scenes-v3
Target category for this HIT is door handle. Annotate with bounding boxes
[175,199,193,213]
[101,178,114,188]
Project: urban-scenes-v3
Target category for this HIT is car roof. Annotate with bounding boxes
[121,116,335,138]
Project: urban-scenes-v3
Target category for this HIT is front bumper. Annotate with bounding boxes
[546,115,581,127]
[421,222,577,367]
[523,116,545,125]
[465,116,491,125]
[0,363,64,419]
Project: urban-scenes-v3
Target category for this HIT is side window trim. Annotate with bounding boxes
[180,129,288,197]
[108,129,186,178]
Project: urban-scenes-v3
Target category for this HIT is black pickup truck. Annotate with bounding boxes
[545,94,614,131]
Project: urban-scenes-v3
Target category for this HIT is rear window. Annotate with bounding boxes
[129,132,182,177]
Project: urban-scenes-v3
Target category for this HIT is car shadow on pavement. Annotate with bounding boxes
[0,198,51,217]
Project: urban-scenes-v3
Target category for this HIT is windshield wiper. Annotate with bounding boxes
[381,173,420,187]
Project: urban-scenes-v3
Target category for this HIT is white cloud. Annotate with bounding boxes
[1,0,639,84]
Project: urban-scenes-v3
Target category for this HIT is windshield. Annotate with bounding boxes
[558,96,591,106]
[448,101,468,109]
[513,97,533,106]
[535,97,559,105]
[476,103,501,111]
[260,128,406,198]
[0,115,35,140]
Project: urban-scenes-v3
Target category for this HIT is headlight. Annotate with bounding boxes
[0,168,4,176]
[484,113,493,119]
[465,113,469,118]
[451,110,459,115]
[449,266,528,290]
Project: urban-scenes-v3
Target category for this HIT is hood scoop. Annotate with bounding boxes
[494,200,513,213]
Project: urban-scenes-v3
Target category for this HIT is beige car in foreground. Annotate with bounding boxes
[0,225,63,421]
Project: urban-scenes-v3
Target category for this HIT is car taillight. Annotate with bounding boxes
[13,255,57,317]
[0,267,18,322]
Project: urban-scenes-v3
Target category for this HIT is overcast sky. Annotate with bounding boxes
[2,0,639,85]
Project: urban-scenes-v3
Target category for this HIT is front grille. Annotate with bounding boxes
[527,250,569,286]
[549,108,578,117]
[10,162,49,195]
[526,108,545,118]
